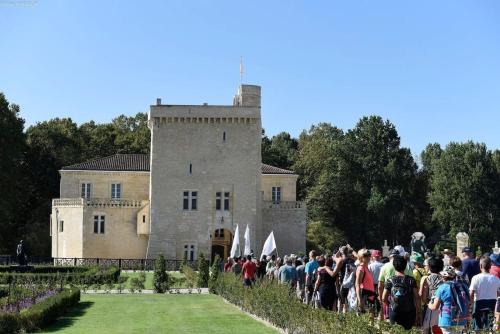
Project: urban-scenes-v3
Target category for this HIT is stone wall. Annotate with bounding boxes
[59,171,149,200]
[261,203,307,257]
[51,205,84,258]
[147,85,262,259]
[261,174,298,202]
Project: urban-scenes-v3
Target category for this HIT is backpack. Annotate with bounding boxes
[389,276,414,313]
[342,263,356,289]
[445,281,469,325]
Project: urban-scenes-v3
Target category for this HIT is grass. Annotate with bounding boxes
[40,294,278,334]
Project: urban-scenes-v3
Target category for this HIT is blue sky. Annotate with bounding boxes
[1,1,499,157]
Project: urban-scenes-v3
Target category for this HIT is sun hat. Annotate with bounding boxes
[389,249,400,257]
[440,266,456,278]
[490,253,500,266]
[442,249,453,255]
[394,245,407,257]
[371,250,381,257]
[410,252,424,265]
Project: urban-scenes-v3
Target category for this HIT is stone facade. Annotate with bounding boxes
[51,84,306,260]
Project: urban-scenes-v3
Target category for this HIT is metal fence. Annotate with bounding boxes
[0,255,198,271]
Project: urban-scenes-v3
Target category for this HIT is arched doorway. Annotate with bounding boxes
[211,228,233,262]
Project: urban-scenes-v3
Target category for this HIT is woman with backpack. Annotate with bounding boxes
[428,266,469,334]
[382,255,421,330]
[420,257,444,334]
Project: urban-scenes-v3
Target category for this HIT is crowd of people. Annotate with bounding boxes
[223,246,500,333]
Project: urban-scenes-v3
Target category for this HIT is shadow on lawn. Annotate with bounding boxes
[41,301,94,332]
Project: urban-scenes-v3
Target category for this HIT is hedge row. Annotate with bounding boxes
[212,273,419,334]
[0,267,120,285]
[0,288,80,333]
[0,266,89,274]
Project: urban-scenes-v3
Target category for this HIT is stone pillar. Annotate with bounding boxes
[382,240,390,258]
[493,241,499,254]
[456,232,469,258]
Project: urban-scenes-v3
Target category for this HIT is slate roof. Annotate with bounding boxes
[61,154,150,172]
[62,154,296,175]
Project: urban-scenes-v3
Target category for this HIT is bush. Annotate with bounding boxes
[213,273,418,334]
[153,254,169,293]
[0,265,89,274]
[0,266,120,285]
[0,288,80,333]
[197,253,209,288]
[208,255,221,294]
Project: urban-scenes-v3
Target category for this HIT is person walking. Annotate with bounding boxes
[278,256,297,287]
[241,255,257,288]
[314,256,337,311]
[461,247,480,282]
[427,266,469,334]
[469,256,500,330]
[382,255,420,330]
[420,257,444,334]
[304,250,319,305]
[355,249,375,314]
[295,258,306,301]
[369,249,384,318]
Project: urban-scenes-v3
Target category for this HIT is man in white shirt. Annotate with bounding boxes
[469,256,500,330]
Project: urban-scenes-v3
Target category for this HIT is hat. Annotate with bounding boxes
[440,266,456,278]
[490,253,500,266]
[371,250,381,257]
[410,252,424,265]
[462,247,472,253]
[394,245,407,257]
[389,249,400,257]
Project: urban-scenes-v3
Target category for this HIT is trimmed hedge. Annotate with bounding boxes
[0,267,120,285]
[0,288,80,333]
[212,273,419,334]
[0,266,89,274]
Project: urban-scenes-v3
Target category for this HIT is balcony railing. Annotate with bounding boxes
[53,198,146,208]
[262,201,305,209]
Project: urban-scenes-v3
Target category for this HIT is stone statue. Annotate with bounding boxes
[16,240,27,266]
[456,232,469,257]
[411,232,427,255]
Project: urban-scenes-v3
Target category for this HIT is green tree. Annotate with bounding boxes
[261,130,298,170]
[0,93,26,254]
[208,255,221,294]
[197,252,209,288]
[153,254,169,293]
[428,141,500,248]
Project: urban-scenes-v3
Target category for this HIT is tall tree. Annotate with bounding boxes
[0,93,26,254]
[261,130,298,170]
[428,142,500,248]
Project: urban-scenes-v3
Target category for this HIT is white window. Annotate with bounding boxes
[93,215,105,234]
[59,220,64,233]
[111,183,121,199]
[184,244,196,261]
[183,191,197,211]
[81,183,91,199]
[272,186,281,203]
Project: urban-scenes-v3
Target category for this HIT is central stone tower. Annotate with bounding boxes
[147,85,262,260]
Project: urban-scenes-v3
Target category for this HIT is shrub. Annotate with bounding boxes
[197,253,209,288]
[182,267,198,288]
[0,288,80,333]
[208,255,221,294]
[0,266,120,285]
[153,254,169,293]
[213,273,418,334]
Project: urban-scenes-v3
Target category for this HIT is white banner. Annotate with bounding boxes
[230,224,240,258]
[260,231,276,260]
[243,224,251,256]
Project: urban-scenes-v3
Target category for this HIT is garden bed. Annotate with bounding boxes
[0,288,80,333]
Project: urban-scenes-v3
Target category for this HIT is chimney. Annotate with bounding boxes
[156,98,162,106]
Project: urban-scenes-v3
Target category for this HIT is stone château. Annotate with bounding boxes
[50,84,306,261]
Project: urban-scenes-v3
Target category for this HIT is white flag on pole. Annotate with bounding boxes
[260,231,276,260]
[244,225,251,256]
[230,224,240,258]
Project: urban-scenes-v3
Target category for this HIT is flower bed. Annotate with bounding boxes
[0,288,80,333]
[212,273,419,334]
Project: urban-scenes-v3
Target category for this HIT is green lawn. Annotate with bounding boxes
[40,294,278,334]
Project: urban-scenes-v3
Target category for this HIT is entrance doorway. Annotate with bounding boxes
[211,228,233,262]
